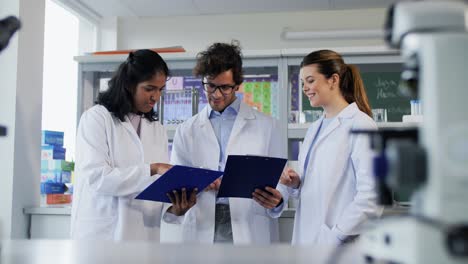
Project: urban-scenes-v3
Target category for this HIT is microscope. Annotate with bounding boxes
[358,1,468,263]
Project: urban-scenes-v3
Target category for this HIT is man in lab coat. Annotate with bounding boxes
[160,41,287,244]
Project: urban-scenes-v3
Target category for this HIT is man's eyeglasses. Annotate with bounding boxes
[202,81,237,95]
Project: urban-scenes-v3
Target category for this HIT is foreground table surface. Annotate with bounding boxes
[0,239,363,264]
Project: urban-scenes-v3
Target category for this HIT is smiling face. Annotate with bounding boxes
[300,64,337,108]
[205,69,239,112]
[132,72,167,113]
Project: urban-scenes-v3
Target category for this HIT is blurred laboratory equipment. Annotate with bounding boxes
[410,99,422,116]
[372,108,388,122]
[288,110,299,124]
[357,2,468,263]
[303,110,323,123]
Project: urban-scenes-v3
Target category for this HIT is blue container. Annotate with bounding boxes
[40,182,66,194]
[52,146,66,160]
[40,170,61,183]
[60,171,72,183]
[41,130,64,146]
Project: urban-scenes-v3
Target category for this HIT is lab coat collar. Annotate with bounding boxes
[207,97,241,118]
[237,101,256,120]
[314,103,359,145]
[335,102,359,119]
[198,102,256,158]
[200,101,255,126]
[228,102,256,140]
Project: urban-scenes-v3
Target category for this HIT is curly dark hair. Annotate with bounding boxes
[193,40,243,84]
[96,49,170,122]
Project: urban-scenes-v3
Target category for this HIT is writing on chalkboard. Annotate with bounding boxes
[298,70,410,122]
[361,72,410,122]
[386,106,411,115]
[375,77,400,99]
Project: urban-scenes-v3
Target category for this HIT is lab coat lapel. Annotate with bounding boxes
[122,116,144,156]
[298,116,323,175]
[314,118,340,147]
[314,103,359,148]
[198,107,221,169]
[228,102,254,144]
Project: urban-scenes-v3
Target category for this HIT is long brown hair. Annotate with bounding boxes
[300,50,372,117]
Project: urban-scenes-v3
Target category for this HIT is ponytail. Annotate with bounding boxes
[301,50,373,118]
[341,64,372,118]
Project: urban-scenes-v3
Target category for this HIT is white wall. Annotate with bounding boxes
[0,0,45,239]
[113,8,387,52]
[78,18,97,55]
[98,17,118,51]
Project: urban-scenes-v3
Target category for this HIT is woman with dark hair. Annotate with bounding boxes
[274,50,382,245]
[71,49,173,241]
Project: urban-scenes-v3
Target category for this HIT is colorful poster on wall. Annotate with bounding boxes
[166,76,184,90]
[290,73,299,111]
[241,75,278,118]
[261,81,271,115]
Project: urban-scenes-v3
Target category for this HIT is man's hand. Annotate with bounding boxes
[166,188,197,216]
[205,178,221,192]
[252,187,283,209]
[280,167,301,189]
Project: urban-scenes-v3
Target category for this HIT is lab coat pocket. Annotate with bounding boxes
[251,201,267,216]
[75,217,115,240]
[318,223,340,245]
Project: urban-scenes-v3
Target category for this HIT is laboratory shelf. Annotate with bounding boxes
[287,122,419,139]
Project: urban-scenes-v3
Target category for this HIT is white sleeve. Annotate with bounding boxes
[170,124,192,166]
[75,108,154,197]
[267,119,290,218]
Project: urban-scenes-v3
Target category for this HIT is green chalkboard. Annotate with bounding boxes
[301,69,411,121]
[361,72,410,121]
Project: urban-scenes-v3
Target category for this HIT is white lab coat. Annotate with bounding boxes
[273,103,382,245]
[160,102,286,244]
[70,105,169,241]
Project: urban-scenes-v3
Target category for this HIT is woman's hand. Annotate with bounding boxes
[280,167,301,189]
[252,187,283,209]
[204,178,221,192]
[166,188,197,216]
[150,163,172,176]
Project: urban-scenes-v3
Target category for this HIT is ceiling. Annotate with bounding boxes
[56,0,405,21]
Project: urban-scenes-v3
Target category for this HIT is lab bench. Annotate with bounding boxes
[22,206,296,242]
[24,205,409,241]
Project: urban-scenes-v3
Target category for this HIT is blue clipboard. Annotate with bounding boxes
[135,165,223,203]
[217,155,287,199]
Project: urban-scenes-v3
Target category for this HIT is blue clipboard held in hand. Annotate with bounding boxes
[135,165,223,203]
[217,155,287,199]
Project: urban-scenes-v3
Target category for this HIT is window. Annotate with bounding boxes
[42,0,94,161]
